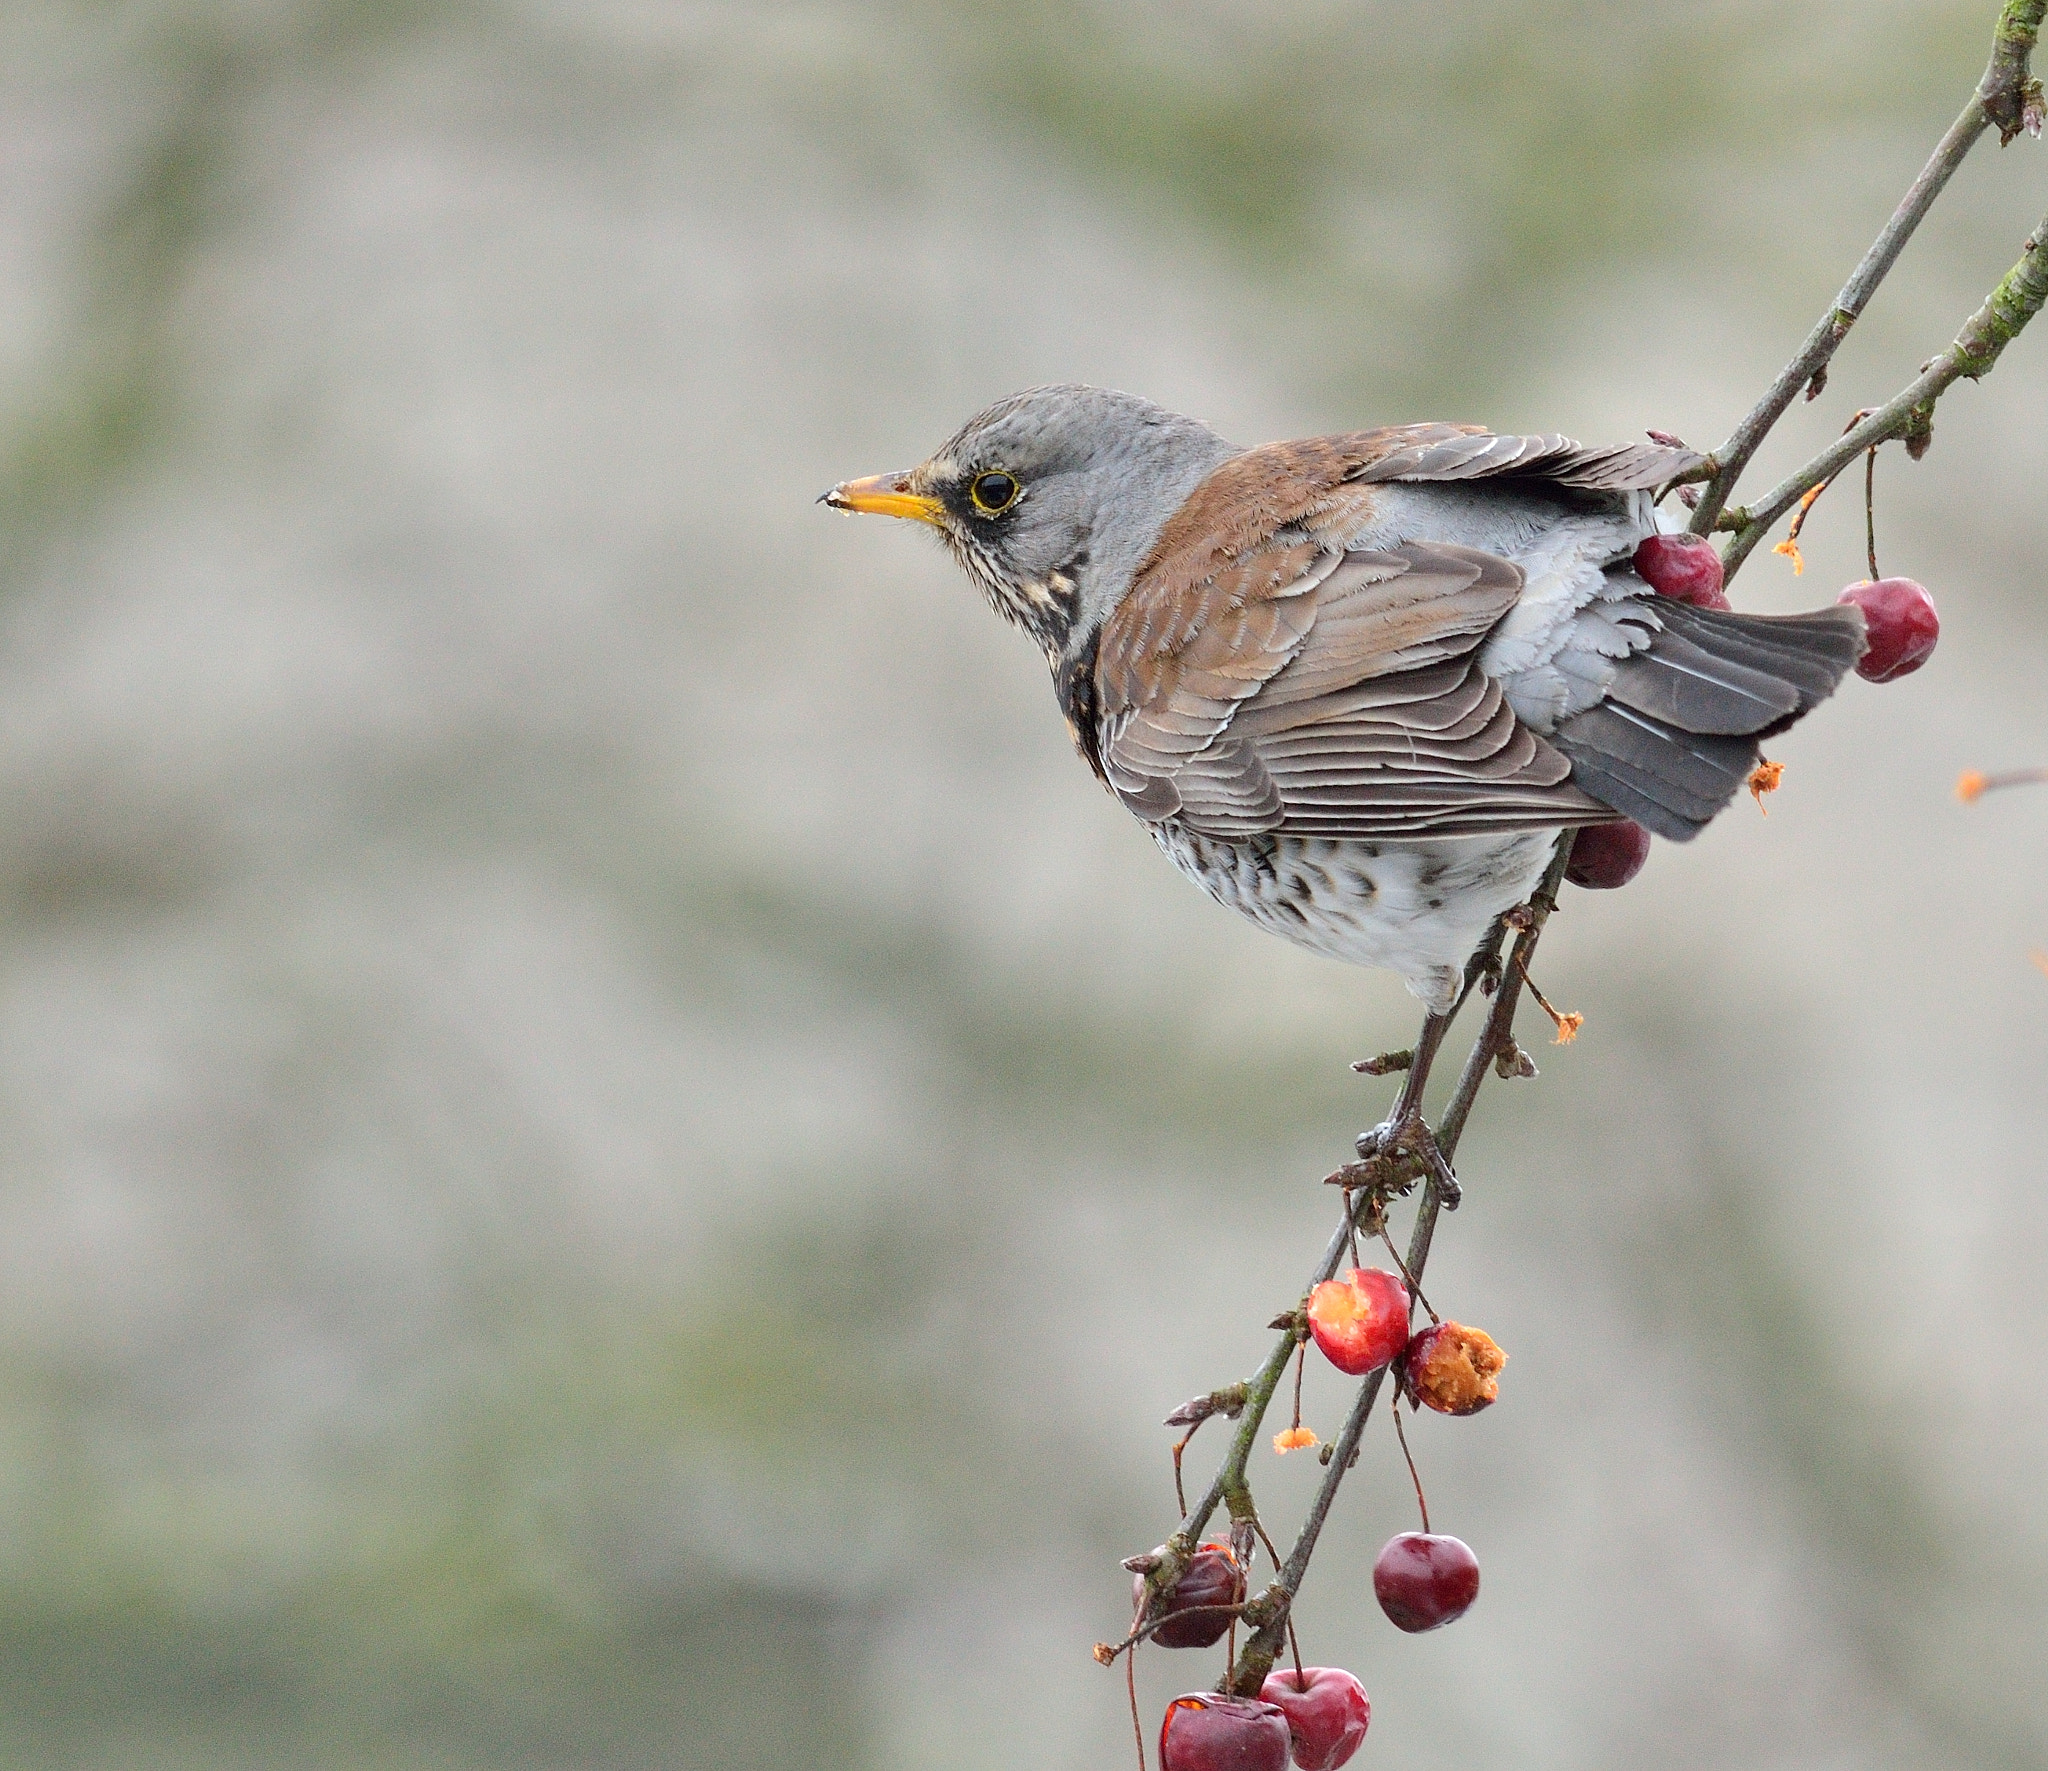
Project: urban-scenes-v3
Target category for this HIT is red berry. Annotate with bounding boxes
[1565,818,1650,890]
[1306,1268,1410,1377]
[1159,1693,1292,1771]
[1259,1667,1370,1771]
[1138,1542,1246,1649]
[1372,1532,1480,1632]
[1632,533,1730,609]
[1837,577,1938,681]
[1401,1321,1507,1416]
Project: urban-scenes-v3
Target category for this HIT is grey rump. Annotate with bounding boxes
[825,384,1866,1011]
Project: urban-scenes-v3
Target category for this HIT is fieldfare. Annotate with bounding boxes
[824,385,1863,1182]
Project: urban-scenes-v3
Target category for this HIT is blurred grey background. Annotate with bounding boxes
[0,2,2044,1767]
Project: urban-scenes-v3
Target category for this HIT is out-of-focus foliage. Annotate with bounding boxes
[0,2,2043,1766]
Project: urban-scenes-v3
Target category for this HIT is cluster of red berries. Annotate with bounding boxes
[1148,1269,1501,1769]
[1567,534,1941,891]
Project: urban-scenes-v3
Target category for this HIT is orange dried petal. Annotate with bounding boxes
[1747,757,1784,810]
[1957,770,1989,803]
[1273,1427,1319,1454]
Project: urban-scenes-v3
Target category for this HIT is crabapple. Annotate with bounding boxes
[1372,1531,1480,1632]
[1633,533,1729,609]
[1837,577,1938,681]
[1306,1268,1410,1377]
[1565,818,1651,890]
[1401,1321,1506,1416]
[1159,1693,1292,1771]
[1259,1667,1370,1770]
[1138,1542,1246,1649]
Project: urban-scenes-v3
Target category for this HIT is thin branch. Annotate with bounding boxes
[1165,937,1513,1560]
[1721,204,2048,578]
[1687,0,2045,539]
[1220,838,1574,1696]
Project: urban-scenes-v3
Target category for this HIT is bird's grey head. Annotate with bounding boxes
[823,384,1240,658]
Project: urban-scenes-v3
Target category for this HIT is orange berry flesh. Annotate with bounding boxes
[1306,1268,1410,1376]
[1404,1321,1506,1416]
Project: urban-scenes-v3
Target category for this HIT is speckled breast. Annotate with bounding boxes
[1147,822,1559,1010]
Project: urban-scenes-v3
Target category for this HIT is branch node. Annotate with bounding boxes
[1493,1040,1538,1080]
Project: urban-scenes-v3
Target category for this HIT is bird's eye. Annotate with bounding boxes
[968,470,1020,516]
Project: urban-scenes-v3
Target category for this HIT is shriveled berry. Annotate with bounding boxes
[1837,577,1938,681]
[1633,533,1730,609]
[1259,1667,1370,1770]
[1306,1268,1410,1377]
[1401,1321,1506,1416]
[1159,1693,1291,1771]
[1373,1531,1480,1632]
[1138,1542,1246,1649]
[1565,818,1650,890]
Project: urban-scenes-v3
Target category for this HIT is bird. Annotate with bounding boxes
[822,384,1864,1185]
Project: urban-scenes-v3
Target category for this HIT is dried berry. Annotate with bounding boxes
[1137,1542,1246,1649]
[1159,1693,1292,1771]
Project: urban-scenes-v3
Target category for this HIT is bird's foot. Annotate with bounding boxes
[1349,1110,1461,1211]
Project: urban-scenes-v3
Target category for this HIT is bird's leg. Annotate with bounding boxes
[1352,1007,1462,1209]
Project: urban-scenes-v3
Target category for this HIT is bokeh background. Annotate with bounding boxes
[1,2,2045,1766]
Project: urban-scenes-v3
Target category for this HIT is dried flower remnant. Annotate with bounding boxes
[1273,1427,1318,1454]
[1956,766,2048,800]
[1748,757,1785,810]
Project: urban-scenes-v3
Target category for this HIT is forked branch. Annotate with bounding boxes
[1687,0,2046,568]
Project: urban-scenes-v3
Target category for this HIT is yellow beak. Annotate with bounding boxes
[819,471,945,527]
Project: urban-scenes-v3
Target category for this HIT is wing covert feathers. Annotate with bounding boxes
[1098,529,1612,839]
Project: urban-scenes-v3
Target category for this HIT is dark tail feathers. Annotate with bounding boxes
[1553,598,1866,842]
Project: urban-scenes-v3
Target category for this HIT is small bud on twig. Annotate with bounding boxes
[1163,1383,1250,1429]
[1352,1049,1412,1076]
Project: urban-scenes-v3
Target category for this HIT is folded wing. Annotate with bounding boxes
[1096,536,1615,839]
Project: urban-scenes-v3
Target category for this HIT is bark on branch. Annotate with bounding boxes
[1687,0,2046,554]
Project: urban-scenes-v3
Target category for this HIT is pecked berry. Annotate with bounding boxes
[1259,1666,1370,1770]
[1137,1542,1246,1649]
[1306,1268,1411,1377]
[1159,1693,1292,1771]
[1565,818,1651,890]
[1401,1321,1506,1416]
[1837,577,1938,681]
[1373,1531,1480,1632]
[1633,533,1730,609]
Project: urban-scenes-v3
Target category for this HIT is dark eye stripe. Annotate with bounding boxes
[970,471,1019,515]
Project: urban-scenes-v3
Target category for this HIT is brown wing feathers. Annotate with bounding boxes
[1093,423,1713,842]
[1097,434,1617,839]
